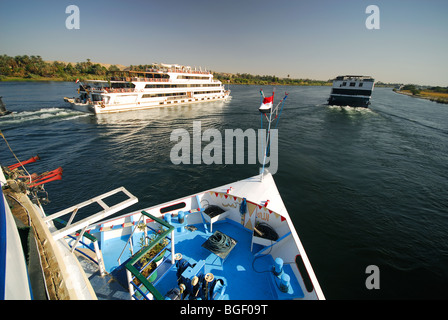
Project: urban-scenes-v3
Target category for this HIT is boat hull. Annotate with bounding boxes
[328,94,371,108]
[65,93,231,114]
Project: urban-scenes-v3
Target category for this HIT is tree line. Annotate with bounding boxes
[0,54,332,85]
[7,54,436,89]
[214,72,332,86]
[399,84,448,95]
[0,54,121,81]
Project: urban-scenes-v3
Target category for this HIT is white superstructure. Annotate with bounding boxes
[64,63,231,114]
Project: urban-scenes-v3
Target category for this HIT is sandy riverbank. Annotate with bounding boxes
[394,89,448,104]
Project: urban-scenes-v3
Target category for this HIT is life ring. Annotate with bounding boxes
[101,102,105,108]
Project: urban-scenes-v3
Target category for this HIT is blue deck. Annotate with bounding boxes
[100,218,303,300]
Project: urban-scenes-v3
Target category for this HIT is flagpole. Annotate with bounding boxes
[76,79,88,92]
[260,112,272,180]
[260,89,265,168]
[260,90,275,180]
[260,92,288,181]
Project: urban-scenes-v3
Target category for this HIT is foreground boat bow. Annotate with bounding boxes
[74,171,324,300]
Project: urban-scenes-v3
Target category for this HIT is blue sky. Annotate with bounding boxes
[1,0,447,86]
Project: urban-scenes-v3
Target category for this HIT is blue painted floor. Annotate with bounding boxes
[157,220,276,300]
[100,219,284,300]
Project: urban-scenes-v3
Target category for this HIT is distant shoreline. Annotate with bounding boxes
[1,54,445,88]
[0,76,69,82]
[0,75,106,82]
[394,89,448,104]
[0,76,397,88]
[0,74,404,89]
[0,75,332,86]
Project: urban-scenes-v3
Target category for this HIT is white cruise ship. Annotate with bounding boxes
[64,63,231,114]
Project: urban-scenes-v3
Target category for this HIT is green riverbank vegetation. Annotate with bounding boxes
[0,54,122,82]
[2,54,442,95]
[213,72,332,86]
[0,54,333,86]
[394,85,448,104]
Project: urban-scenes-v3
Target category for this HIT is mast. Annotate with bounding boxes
[258,90,288,180]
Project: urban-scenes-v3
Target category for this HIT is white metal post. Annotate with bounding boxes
[93,240,106,276]
[126,269,135,300]
[171,230,175,264]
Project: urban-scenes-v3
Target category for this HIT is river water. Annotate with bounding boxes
[1,81,447,299]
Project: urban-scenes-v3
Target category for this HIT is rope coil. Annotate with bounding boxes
[203,232,232,254]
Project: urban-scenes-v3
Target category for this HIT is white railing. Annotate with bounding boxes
[44,187,138,241]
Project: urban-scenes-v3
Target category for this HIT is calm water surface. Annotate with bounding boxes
[1,81,447,299]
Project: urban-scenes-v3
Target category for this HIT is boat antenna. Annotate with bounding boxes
[258,89,288,180]
[75,79,88,91]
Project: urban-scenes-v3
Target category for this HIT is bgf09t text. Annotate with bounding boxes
[180,304,268,317]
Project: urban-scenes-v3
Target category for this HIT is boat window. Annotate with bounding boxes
[142,93,187,99]
[111,82,135,89]
[91,94,103,102]
[342,82,347,86]
[145,83,221,89]
[152,73,170,79]
[193,90,222,95]
[331,88,372,96]
[295,255,314,292]
[178,75,211,80]
[350,82,356,87]
[359,83,363,87]
[160,202,186,214]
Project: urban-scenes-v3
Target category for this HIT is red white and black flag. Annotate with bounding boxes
[259,91,274,113]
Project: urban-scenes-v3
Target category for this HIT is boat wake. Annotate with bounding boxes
[327,104,376,115]
[376,109,448,136]
[0,107,89,127]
